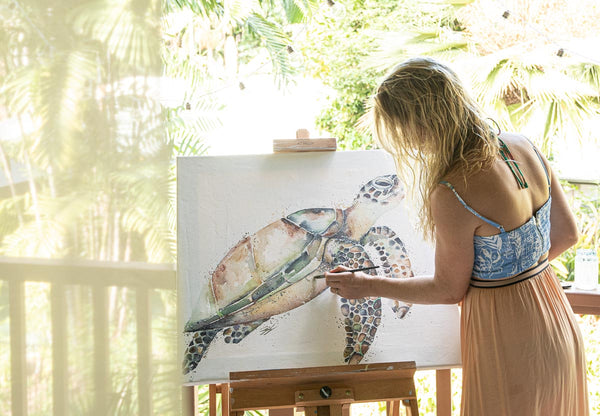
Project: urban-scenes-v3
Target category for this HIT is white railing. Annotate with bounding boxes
[0,256,176,416]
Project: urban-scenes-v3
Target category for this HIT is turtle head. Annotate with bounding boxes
[352,174,405,209]
[341,174,405,240]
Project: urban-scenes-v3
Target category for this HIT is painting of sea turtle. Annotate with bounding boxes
[182,174,415,375]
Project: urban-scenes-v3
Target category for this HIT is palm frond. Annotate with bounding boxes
[71,0,162,72]
[365,26,471,74]
[245,12,295,85]
[572,62,600,91]
[0,216,67,258]
[163,0,224,17]
[0,194,26,235]
[281,0,319,24]
[226,0,257,24]
[109,164,174,263]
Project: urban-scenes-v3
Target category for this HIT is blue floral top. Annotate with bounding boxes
[440,142,552,280]
[471,197,551,279]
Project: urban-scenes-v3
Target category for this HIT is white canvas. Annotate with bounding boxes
[178,150,461,385]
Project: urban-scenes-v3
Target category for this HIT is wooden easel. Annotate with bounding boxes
[184,133,442,415]
[200,370,454,416]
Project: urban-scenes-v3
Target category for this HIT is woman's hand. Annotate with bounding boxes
[325,265,377,299]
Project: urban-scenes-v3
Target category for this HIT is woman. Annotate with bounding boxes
[325,57,589,415]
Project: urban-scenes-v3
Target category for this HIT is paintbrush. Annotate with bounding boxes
[313,265,380,279]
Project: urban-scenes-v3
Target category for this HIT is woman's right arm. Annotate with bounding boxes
[547,166,579,261]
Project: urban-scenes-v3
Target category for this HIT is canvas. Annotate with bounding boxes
[178,150,461,385]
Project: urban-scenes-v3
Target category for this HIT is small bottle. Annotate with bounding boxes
[574,249,599,291]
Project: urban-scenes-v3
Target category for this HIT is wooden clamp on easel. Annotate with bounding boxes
[229,361,419,416]
[272,128,337,153]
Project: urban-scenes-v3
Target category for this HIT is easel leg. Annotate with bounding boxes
[219,383,230,415]
[435,370,451,416]
[304,405,334,415]
[182,385,197,416]
[401,399,419,416]
[386,400,400,416]
[329,404,344,416]
[209,384,217,416]
[304,406,317,415]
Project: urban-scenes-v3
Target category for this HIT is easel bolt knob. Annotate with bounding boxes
[298,393,304,400]
[319,385,333,399]
[345,390,351,397]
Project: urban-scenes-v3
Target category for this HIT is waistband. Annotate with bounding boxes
[470,258,549,288]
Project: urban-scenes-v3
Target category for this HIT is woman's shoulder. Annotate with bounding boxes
[498,131,541,154]
[498,131,530,146]
[499,132,550,170]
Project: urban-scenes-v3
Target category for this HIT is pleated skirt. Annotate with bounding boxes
[460,266,589,415]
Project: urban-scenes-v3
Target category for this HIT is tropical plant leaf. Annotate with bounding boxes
[163,0,224,17]
[245,12,295,85]
[71,0,162,71]
[280,0,318,23]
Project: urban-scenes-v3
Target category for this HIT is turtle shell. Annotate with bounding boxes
[185,208,342,332]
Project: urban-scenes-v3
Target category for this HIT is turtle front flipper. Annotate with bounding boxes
[341,297,382,364]
[325,239,381,364]
[361,226,414,318]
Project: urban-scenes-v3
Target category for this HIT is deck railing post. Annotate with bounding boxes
[137,287,153,415]
[93,286,110,415]
[9,280,27,416]
[51,282,68,415]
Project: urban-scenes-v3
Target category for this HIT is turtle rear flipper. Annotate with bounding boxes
[221,319,267,344]
[361,226,413,318]
[182,320,267,375]
[183,329,220,374]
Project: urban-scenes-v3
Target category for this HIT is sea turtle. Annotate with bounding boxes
[182,174,415,375]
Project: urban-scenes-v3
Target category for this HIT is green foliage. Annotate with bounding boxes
[470,54,600,155]
[300,0,464,149]
[552,183,600,282]
[0,1,180,415]
[315,69,380,150]
[197,384,265,416]
[0,0,171,263]
[164,0,224,17]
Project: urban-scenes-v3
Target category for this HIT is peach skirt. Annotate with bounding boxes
[460,267,589,415]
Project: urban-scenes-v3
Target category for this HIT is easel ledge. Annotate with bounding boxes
[212,361,421,416]
[182,368,453,416]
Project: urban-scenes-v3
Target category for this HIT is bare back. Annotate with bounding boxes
[445,132,551,237]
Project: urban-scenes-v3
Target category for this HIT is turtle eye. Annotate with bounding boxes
[373,177,392,190]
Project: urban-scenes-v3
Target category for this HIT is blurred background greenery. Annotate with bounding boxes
[0,0,598,415]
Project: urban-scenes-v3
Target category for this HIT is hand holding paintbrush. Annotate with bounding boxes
[319,265,381,298]
[313,265,380,279]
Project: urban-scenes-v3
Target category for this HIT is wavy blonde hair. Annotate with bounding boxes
[372,57,498,241]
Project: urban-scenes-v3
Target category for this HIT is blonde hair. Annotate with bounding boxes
[372,57,498,241]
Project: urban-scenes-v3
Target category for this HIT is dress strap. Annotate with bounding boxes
[439,181,505,232]
[529,141,552,194]
[498,138,528,189]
